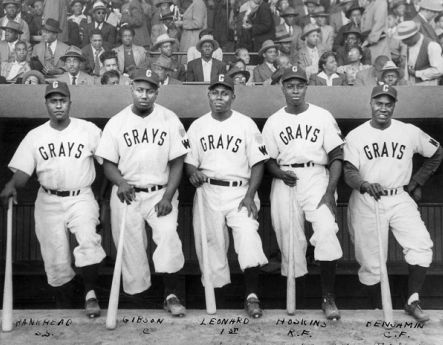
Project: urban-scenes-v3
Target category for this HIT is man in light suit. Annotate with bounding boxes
[296,23,326,78]
[253,40,278,82]
[82,1,116,48]
[412,0,442,42]
[0,40,30,83]
[312,10,335,51]
[186,35,226,82]
[56,48,95,85]
[0,0,30,44]
[81,29,107,76]
[113,26,148,74]
[31,18,69,76]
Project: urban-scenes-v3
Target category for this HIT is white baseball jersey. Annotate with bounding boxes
[262,104,344,165]
[8,118,101,190]
[185,111,269,180]
[344,119,439,188]
[96,104,189,186]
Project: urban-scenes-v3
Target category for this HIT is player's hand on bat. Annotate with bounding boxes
[155,197,173,217]
[280,170,298,187]
[189,170,207,187]
[238,195,258,219]
[117,181,135,204]
[361,182,385,200]
[316,191,337,218]
[0,182,17,208]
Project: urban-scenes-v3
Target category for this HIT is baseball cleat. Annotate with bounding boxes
[85,298,101,318]
[164,296,186,317]
[245,296,263,319]
[321,293,341,320]
[404,300,429,323]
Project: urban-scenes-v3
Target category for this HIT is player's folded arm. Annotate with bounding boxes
[412,145,443,186]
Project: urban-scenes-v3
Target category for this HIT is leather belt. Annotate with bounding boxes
[281,162,315,168]
[206,178,243,187]
[42,187,81,197]
[134,185,164,193]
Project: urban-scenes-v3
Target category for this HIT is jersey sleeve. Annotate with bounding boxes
[246,119,269,167]
[262,118,280,160]
[184,121,200,167]
[95,120,120,164]
[343,132,360,170]
[168,116,190,161]
[8,133,37,176]
[323,112,345,153]
[88,121,103,165]
[413,126,439,158]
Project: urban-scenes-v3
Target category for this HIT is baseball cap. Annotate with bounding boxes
[371,84,397,101]
[132,69,160,87]
[281,66,308,83]
[209,74,234,91]
[45,81,70,98]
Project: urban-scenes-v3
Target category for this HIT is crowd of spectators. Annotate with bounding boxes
[0,0,443,86]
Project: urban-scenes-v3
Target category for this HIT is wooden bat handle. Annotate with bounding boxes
[2,198,14,332]
[106,203,128,330]
[287,188,296,315]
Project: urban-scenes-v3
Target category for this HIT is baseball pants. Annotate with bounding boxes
[348,190,433,286]
[193,184,268,288]
[34,187,106,287]
[270,166,343,278]
[110,186,185,295]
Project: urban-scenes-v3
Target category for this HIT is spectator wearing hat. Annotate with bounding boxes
[391,0,418,22]
[242,0,275,52]
[81,30,107,76]
[151,0,174,27]
[176,0,207,64]
[29,0,44,44]
[0,0,30,44]
[120,0,151,49]
[412,0,442,42]
[82,1,117,48]
[186,34,226,82]
[309,51,346,85]
[21,69,46,84]
[0,21,23,63]
[333,3,363,51]
[361,0,391,63]
[353,54,389,86]
[56,48,94,85]
[296,23,326,77]
[151,10,180,45]
[275,7,303,56]
[151,54,182,85]
[227,66,250,85]
[275,35,297,65]
[42,0,69,44]
[187,29,223,63]
[297,0,320,27]
[31,18,69,76]
[312,9,334,51]
[253,39,278,82]
[395,20,443,85]
[68,0,88,43]
[151,33,185,81]
[0,40,30,83]
[113,25,149,74]
[380,60,408,86]
[335,27,371,66]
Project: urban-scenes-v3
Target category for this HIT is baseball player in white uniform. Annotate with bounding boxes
[0,81,106,318]
[262,66,344,320]
[185,74,269,318]
[95,69,189,316]
[344,85,443,323]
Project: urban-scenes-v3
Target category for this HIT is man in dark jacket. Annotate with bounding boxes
[244,0,275,52]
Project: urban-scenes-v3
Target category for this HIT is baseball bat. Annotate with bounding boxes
[374,200,393,325]
[197,188,216,315]
[2,198,13,332]
[106,203,128,330]
[287,188,296,315]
